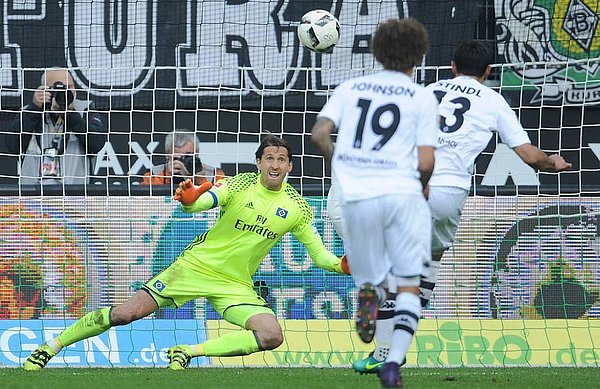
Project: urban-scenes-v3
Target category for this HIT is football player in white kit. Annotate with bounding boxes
[348,39,572,374]
[312,18,438,388]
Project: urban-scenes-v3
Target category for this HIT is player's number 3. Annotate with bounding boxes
[434,90,471,133]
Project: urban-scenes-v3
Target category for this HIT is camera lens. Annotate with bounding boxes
[182,156,202,173]
[51,81,74,108]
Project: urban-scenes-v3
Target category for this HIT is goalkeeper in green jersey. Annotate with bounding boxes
[24,135,350,371]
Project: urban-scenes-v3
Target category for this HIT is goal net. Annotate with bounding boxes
[0,0,599,368]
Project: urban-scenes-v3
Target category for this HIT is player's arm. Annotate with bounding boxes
[417,89,439,189]
[513,143,572,172]
[418,146,435,189]
[311,85,345,164]
[173,178,225,212]
[311,118,336,164]
[293,222,349,275]
[495,99,572,172]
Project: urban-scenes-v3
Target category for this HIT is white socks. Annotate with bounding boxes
[372,292,396,361]
[386,292,421,365]
[419,260,441,307]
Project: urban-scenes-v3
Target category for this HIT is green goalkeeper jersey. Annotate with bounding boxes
[180,172,343,287]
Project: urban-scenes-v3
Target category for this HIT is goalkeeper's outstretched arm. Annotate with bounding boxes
[294,223,350,275]
[173,179,220,212]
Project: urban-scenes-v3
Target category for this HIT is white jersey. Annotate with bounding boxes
[318,70,439,201]
[425,76,531,190]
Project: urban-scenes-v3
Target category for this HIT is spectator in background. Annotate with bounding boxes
[142,129,225,186]
[5,67,107,185]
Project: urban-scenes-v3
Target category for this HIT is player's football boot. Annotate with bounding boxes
[23,343,57,371]
[355,283,380,343]
[168,345,192,370]
[379,362,404,388]
[352,351,384,374]
[353,351,407,375]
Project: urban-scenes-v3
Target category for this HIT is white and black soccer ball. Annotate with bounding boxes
[297,10,340,53]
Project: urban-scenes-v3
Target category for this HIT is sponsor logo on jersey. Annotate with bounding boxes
[276,207,288,219]
[245,201,254,209]
[153,280,166,292]
[234,219,279,240]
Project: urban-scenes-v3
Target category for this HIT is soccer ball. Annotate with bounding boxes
[297,10,340,53]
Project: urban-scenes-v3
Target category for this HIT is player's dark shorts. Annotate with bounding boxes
[143,257,274,327]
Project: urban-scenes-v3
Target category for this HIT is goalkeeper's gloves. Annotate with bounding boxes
[173,179,213,206]
[340,254,351,275]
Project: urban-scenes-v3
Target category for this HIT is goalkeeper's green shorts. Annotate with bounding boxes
[142,258,273,327]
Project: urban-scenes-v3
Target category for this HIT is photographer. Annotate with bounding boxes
[5,67,107,185]
[142,129,225,186]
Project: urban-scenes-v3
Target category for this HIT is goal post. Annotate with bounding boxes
[0,0,599,368]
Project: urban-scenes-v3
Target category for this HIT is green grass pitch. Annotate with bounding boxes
[1,367,599,389]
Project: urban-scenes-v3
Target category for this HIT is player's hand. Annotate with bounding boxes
[549,154,572,172]
[423,185,430,200]
[173,179,212,206]
[340,254,351,275]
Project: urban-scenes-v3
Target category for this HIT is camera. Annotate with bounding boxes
[173,155,202,174]
[171,155,202,186]
[49,81,74,109]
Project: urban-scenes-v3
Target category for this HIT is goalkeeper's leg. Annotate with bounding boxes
[24,291,158,370]
[169,306,280,370]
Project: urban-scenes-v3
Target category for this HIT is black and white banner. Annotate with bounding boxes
[0,0,483,110]
[0,0,598,190]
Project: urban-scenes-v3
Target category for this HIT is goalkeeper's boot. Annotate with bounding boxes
[352,351,384,374]
[379,362,404,388]
[355,283,380,343]
[168,345,193,370]
[23,343,57,371]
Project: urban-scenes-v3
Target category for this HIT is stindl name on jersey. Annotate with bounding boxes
[434,81,483,97]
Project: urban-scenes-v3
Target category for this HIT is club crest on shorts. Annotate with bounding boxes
[276,207,288,219]
[153,279,166,292]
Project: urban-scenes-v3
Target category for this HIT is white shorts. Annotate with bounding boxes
[428,186,468,255]
[342,194,431,288]
[326,181,346,240]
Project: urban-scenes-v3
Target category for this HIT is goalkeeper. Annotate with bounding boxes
[24,135,350,371]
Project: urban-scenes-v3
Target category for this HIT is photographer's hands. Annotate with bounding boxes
[32,86,51,109]
[33,84,77,111]
[171,158,192,176]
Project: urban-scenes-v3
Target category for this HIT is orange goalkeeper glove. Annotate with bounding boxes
[340,254,351,275]
[173,179,213,206]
